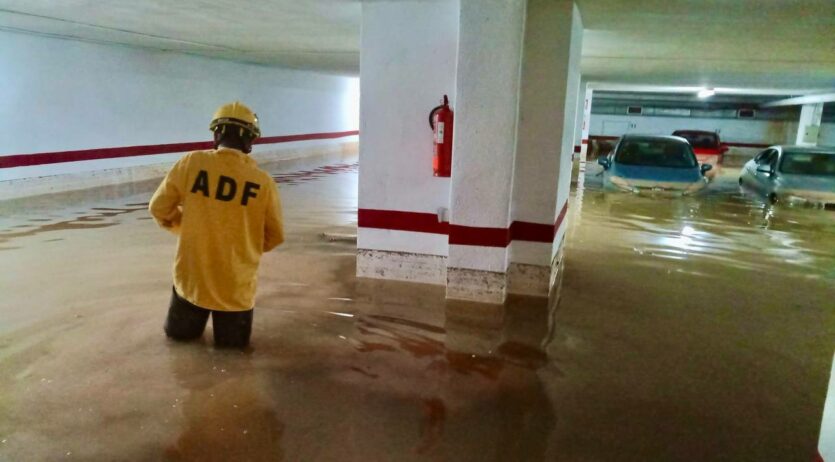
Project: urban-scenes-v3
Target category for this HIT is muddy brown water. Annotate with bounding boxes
[0,163,832,461]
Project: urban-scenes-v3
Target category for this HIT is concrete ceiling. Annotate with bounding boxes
[0,0,362,73]
[577,0,835,91]
[0,0,833,91]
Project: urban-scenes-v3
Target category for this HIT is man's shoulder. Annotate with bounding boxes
[251,164,274,186]
[185,149,214,159]
[180,150,273,185]
[176,150,207,165]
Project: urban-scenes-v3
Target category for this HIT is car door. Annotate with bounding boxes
[752,149,779,194]
[743,149,770,189]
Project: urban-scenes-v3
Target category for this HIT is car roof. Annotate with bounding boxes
[671,130,717,136]
[620,134,690,144]
[774,145,835,154]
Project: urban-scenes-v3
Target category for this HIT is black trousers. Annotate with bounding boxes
[164,288,253,348]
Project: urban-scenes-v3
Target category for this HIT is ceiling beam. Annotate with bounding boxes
[760,93,835,108]
[586,82,829,96]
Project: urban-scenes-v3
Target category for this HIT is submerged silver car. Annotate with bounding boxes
[739,145,835,208]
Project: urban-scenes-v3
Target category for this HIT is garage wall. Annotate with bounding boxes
[0,30,359,181]
[820,123,835,146]
[590,113,835,147]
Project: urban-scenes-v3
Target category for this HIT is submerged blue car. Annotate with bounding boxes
[597,135,712,195]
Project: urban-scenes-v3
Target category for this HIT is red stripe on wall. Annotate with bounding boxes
[358,201,570,247]
[0,130,359,169]
[0,141,212,169]
[255,130,359,145]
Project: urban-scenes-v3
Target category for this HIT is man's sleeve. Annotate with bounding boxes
[263,181,284,252]
[148,155,189,235]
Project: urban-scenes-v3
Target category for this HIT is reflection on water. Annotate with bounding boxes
[577,167,835,278]
[0,204,148,246]
[548,164,835,461]
[272,163,358,186]
[165,348,284,462]
[0,162,832,461]
[0,162,360,250]
[339,294,556,460]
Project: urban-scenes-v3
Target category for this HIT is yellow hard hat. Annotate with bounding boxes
[209,101,261,138]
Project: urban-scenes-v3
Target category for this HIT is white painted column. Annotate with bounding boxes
[507,0,583,297]
[551,4,584,272]
[796,103,824,146]
[572,78,586,162]
[819,353,835,462]
[356,0,459,285]
[446,0,526,303]
[579,85,594,162]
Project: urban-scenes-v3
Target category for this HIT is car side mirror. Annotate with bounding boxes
[756,165,773,174]
[597,156,611,169]
[720,144,729,154]
[700,163,713,175]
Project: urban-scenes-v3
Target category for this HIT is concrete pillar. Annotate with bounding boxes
[572,78,586,162]
[550,3,584,274]
[358,0,583,304]
[507,0,583,297]
[356,0,459,285]
[797,103,824,146]
[819,353,835,461]
[574,81,586,160]
[446,0,526,303]
[579,85,593,162]
[448,0,583,302]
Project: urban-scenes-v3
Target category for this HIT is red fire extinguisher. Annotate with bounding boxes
[429,95,453,177]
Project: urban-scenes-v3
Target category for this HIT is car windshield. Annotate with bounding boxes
[673,132,719,149]
[779,151,835,176]
[615,139,697,168]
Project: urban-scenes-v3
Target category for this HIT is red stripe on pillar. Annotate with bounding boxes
[449,225,511,247]
[581,139,588,144]
[0,130,359,169]
[554,201,569,237]
[510,221,555,243]
[358,209,449,235]
[359,201,569,247]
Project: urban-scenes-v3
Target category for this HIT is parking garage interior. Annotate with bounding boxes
[1,1,834,461]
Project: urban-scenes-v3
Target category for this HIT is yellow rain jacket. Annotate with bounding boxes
[149,147,284,311]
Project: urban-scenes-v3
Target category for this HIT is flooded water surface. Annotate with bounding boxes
[0,162,832,461]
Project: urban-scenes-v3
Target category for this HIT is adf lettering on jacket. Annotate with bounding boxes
[149,148,284,311]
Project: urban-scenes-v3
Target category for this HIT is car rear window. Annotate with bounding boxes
[615,139,698,168]
[673,131,719,149]
[780,152,835,176]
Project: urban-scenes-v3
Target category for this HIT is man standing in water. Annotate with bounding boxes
[149,102,284,348]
